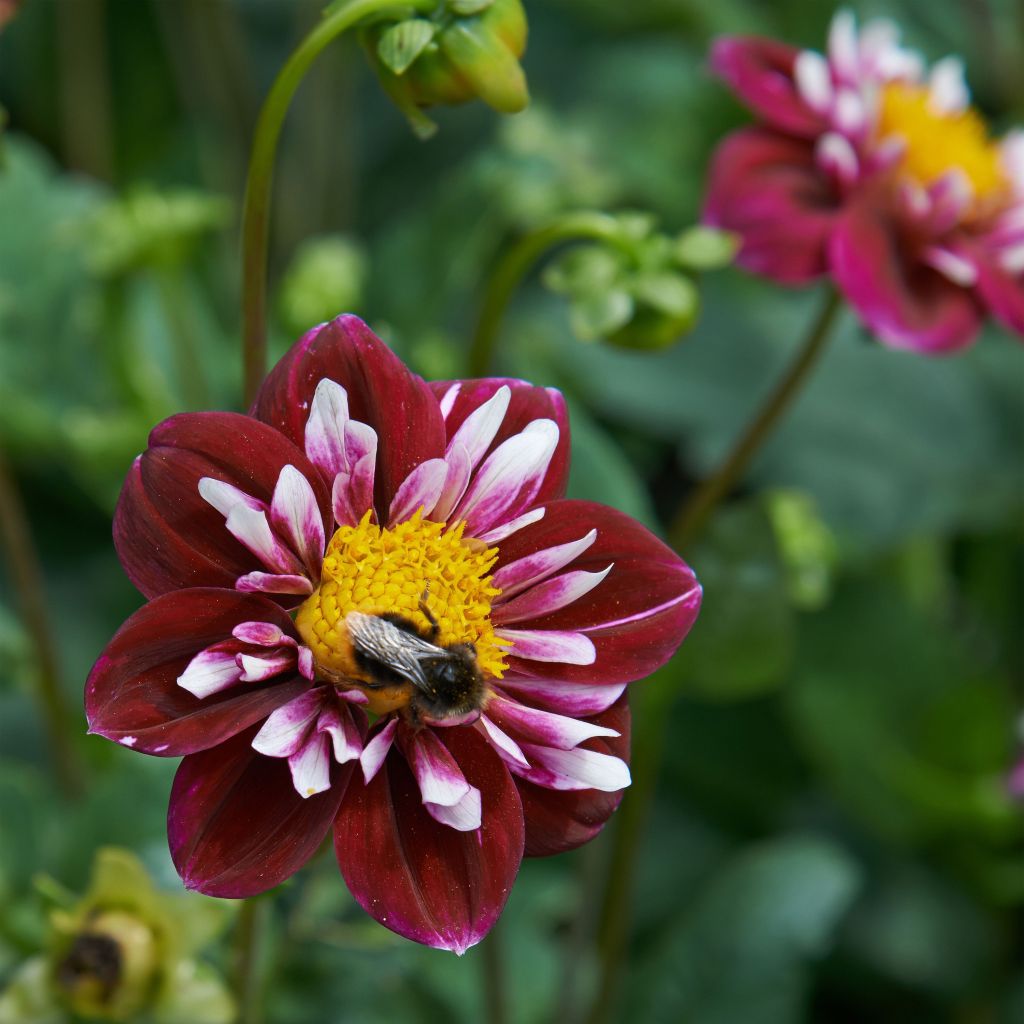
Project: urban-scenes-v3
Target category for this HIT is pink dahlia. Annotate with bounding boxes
[704,9,1024,352]
[86,316,701,953]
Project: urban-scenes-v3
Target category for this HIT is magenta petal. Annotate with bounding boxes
[334,726,524,953]
[828,196,983,352]
[86,589,308,755]
[252,316,446,515]
[517,696,631,857]
[429,379,570,507]
[494,501,701,685]
[709,36,824,137]
[115,413,330,600]
[704,127,839,285]
[169,726,350,898]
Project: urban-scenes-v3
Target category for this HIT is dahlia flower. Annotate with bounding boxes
[705,9,1024,352]
[86,316,701,953]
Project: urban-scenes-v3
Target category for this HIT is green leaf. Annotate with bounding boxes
[633,836,861,1024]
[376,19,437,76]
[542,244,620,295]
[673,225,739,270]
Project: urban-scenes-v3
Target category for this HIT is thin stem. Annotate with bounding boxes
[467,211,626,377]
[240,0,435,405]
[480,923,509,1024]
[233,897,269,1024]
[0,448,83,800]
[585,287,843,1024]
[669,287,843,549]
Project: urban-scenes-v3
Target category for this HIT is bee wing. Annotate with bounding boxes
[345,612,443,689]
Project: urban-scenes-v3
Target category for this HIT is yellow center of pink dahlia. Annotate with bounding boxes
[294,511,507,712]
[878,82,1006,200]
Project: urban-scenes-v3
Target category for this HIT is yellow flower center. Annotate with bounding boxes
[295,510,507,712]
[878,82,1006,201]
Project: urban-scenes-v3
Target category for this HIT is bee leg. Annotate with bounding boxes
[418,591,441,642]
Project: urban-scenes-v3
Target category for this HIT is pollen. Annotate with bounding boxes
[295,510,508,687]
[878,83,1006,202]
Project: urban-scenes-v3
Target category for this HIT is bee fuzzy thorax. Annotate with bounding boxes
[294,510,509,714]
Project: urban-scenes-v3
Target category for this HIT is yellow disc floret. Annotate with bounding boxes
[295,510,507,693]
[878,82,1006,201]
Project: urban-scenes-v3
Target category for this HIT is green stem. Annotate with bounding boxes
[233,897,269,1024]
[467,211,626,377]
[669,287,842,549]
[240,0,435,405]
[0,448,83,800]
[586,286,843,1024]
[480,923,509,1024]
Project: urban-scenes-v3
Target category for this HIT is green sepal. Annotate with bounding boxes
[673,225,740,270]
[376,18,437,76]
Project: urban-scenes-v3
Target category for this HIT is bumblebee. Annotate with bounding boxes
[344,601,487,726]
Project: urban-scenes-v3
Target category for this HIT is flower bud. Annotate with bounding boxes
[56,911,159,1021]
[366,0,529,138]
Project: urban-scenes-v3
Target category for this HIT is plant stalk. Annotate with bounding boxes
[467,211,626,377]
[240,0,434,405]
[586,286,843,1024]
[0,447,83,799]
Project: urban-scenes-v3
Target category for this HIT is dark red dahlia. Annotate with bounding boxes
[705,10,1024,352]
[86,316,701,953]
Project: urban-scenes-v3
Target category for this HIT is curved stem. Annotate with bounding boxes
[467,211,626,377]
[669,287,842,549]
[0,448,83,800]
[586,286,843,1024]
[233,897,270,1024]
[240,0,435,405]
[480,923,509,1024]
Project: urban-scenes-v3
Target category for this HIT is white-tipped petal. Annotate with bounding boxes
[425,785,482,832]
[475,506,546,545]
[288,731,332,798]
[794,50,832,112]
[403,729,471,807]
[388,458,450,525]
[922,246,978,287]
[495,628,596,665]
[493,566,613,625]
[177,646,242,699]
[515,744,631,792]
[478,715,531,770]
[252,690,324,759]
[197,477,263,517]
[304,379,351,478]
[492,529,597,600]
[446,385,511,470]
[929,56,968,113]
[237,650,295,683]
[359,718,398,783]
[317,703,363,764]
[487,693,619,750]
[225,505,303,576]
[235,572,314,596]
[438,382,461,420]
[270,465,325,574]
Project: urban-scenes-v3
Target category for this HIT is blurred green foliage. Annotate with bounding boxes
[0,1,1021,1023]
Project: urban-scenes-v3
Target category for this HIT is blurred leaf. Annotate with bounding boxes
[676,500,796,700]
[631,270,698,319]
[565,398,656,528]
[632,836,861,1024]
[277,234,368,337]
[569,288,633,340]
[787,579,1019,843]
[765,488,838,610]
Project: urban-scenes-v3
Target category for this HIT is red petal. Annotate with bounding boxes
[704,127,839,285]
[252,316,447,514]
[430,378,570,505]
[517,696,631,857]
[710,36,824,138]
[86,589,308,755]
[963,243,1024,338]
[333,725,524,953]
[169,726,351,898]
[115,413,329,600]
[495,501,701,685]
[829,196,983,352]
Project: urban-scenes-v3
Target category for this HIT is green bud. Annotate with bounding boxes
[673,225,740,271]
[365,0,529,137]
[56,911,159,1021]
